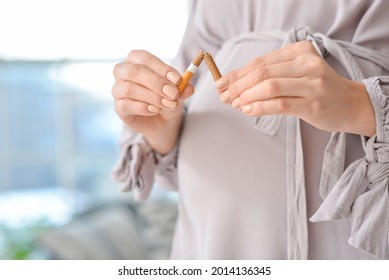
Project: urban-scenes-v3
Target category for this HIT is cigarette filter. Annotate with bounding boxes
[204,52,222,81]
[178,51,204,92]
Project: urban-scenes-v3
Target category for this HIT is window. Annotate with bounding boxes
[0,0,188,60]
[0,0,188,250]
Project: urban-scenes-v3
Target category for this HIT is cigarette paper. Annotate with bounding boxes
[204,52,222,81]
[178,51,204,92]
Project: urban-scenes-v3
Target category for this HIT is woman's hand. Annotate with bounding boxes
[215,41,376,137]
[112,50,194,154]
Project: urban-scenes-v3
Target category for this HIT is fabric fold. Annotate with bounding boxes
[111,128,180,201]
[254,115,283,136]
[111,133,156,201]
[319,132,347,199]
[286,116,308,259]
[310,135,389,259]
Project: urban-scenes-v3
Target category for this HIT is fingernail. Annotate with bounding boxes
[242,105,252,114]
[148,105,160,113]
[215,77,229,89]
[220,90,230,103]
[162,84,178,99]
[162,98,177,109]
[166,71,181,84]
[232,98,241,109]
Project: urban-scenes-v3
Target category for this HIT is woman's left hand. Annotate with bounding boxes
[215,41,376,137]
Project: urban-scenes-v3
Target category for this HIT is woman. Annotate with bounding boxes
[112,0,389,259]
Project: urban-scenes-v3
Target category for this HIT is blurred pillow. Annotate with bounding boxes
[38,204,149,260]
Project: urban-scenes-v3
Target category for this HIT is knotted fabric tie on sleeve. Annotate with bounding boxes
[310,135,389,258]
[112,133,156,201]
[254,26,389,259]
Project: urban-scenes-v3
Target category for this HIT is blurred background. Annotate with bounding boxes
[0,0,188,259]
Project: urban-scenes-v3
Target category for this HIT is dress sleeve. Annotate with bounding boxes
[111,126,179,201]
[310,77,389,259]
[365,77,389,142]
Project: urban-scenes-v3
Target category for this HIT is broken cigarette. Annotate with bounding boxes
[178,50,204,92]
[204,52,222,81]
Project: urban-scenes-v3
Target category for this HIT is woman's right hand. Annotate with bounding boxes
[112,50,194,155]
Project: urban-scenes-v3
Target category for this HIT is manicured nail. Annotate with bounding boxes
[148,105,160,113]
[161,98,177,109]
[166,71,181,84]
[242,105,252,114]
[162,84,178,99]
[220,90,230,103]
[232,98,241,109]
[215,77,229,89]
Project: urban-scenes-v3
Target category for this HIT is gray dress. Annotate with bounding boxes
[112,0,389,259]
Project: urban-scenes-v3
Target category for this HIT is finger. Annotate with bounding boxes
[112,81,179,110]
[216,41,319,91]
[221,61,308,103]
[113,62,180,100]
[126,50,182,85]
[114,99,160,120]
[236,78,310,106]
[241,96,306,117]
[178,83,195,102]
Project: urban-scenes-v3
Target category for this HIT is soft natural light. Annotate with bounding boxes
[0,188,88,227]
[50,62,117,99]
[0,0,189,60]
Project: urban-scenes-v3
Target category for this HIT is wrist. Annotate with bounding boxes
[144,133,178,156]
[345,82,376,137]
[143,112,183,155]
